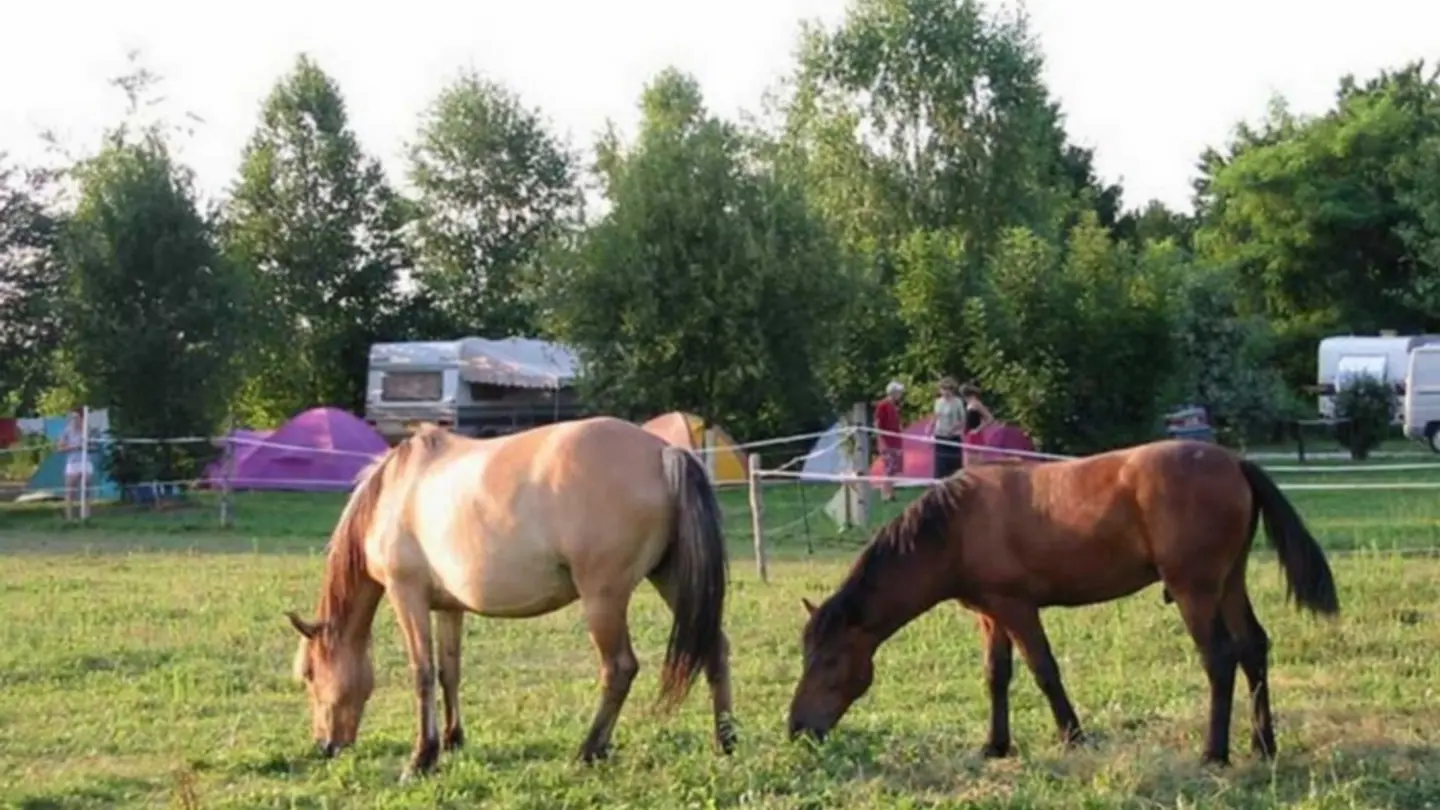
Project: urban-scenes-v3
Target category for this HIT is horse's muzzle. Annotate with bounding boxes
[318,740,344,759]
[788,717,827,744]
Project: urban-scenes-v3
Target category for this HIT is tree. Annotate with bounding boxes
[224,54,410,422]
[62,88,246,486]
[963,212,1173,453]
[407,71,579,338]
[770,0,1110,396]
[1194,62,1440,390]
[0,157,64,412]
[1158,255,1294,447]
[543,69,848,440]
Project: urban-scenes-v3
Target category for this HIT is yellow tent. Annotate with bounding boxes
[641,411,748,485]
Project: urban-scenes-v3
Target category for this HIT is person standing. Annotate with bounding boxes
[959,383,993,431]
[873,381,905,501]
[56,406,92,521]
[931,377,966,479]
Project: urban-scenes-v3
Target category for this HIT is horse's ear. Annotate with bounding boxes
[286,610,322,639]
[801,598,817,616]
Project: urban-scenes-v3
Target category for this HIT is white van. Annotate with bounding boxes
[1316,333,1440,418]
[1403,345,1440,453]
[363,337,583,443]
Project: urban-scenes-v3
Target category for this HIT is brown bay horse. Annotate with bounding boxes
[285,417,734,780]
[788,439,1338,765]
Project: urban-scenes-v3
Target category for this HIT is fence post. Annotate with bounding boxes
[702,426,718,482]
[78,405,90,523]
[219,414,235,529]
[850,401,872,529]
[747,453,768,584]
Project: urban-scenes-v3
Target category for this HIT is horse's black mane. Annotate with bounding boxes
[807,474,975,639]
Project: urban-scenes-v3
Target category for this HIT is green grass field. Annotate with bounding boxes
[2,461,1440,808]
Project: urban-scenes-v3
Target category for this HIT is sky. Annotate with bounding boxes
[1,0,1437,214]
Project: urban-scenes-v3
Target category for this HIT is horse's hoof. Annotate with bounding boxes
[1202,752,1230,768]
[443,726,466,751]
[980,741,1012,759]
[1061,729,1086,749]
[403,739,440,780]
[1251,732,1276,760]
[578,743,612,765]
[716,719,738,755]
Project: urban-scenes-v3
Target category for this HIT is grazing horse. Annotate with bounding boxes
[285,417,734,780]
[788,439,1338,765]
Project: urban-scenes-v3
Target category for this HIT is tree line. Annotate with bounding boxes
[3,0,1440,484]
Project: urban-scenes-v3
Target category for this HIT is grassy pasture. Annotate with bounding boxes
[1,461,1439,808]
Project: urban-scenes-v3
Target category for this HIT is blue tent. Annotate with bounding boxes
[23,415,120,501]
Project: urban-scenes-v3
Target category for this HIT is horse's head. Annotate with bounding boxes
[287,611,375,757]
[787,595,877,742]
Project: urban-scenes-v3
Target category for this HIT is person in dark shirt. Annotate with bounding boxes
[874,381,905,501]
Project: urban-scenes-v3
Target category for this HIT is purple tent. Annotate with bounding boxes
[203,428,273,484]
[212,407,387,492]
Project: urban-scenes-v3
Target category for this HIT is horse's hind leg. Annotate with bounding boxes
[435,610,466,750]
[577,593,639,763]
[1169,585,1238,766]
[648,569,736,754]
[1218,582,1275,758]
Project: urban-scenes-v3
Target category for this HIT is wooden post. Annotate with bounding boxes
[219,413,235,529]
[748,453,768,584]
[850,401,873,529]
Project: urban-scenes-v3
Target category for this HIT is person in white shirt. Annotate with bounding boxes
[56,407,92,521]
[931,377,967,479]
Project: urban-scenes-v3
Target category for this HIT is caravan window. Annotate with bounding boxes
[1336,355,1387,388]
[382,371,443,402]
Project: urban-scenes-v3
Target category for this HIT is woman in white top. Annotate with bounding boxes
[56,407,92,521]
[931,377,967,479]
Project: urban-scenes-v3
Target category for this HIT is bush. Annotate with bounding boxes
[1333,373,1396,460]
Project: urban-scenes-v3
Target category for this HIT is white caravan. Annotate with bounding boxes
[363,337,582,443]
[1403,345,1440,453]
[1315,333,1440,419]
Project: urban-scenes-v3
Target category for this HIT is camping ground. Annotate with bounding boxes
[1,466,1439,808]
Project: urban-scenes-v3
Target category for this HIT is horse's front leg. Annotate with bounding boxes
[389,587,441,780]
[436,609,466,750]
[977,612,1014,758]
[993,600,1085,748]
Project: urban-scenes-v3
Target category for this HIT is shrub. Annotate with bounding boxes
[1333,373,1396,460]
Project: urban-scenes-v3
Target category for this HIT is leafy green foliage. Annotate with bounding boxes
[1195,62,1440,390]
[1159,254,1295,447]
[62,130,244,486]
[224,54,411,423]
[1334,374,1398,461]
[0,158,64,413]
[408,71,580,338]
[963,213,1173,453]
[543,69,848,439]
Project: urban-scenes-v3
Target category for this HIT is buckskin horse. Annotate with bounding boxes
[284,417,734,780]
[788,438,1338,765]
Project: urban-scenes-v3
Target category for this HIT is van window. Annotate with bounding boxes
[382,371,443,402]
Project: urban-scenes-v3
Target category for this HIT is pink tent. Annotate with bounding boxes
[207,407,387,492]
[963,422,1038,464]
[869,416,1038,480]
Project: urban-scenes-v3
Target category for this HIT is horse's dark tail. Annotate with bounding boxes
[1239,459,1340,616]
[656,446,729,710]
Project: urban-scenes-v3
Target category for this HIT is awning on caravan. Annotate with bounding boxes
[458,338,579,389]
